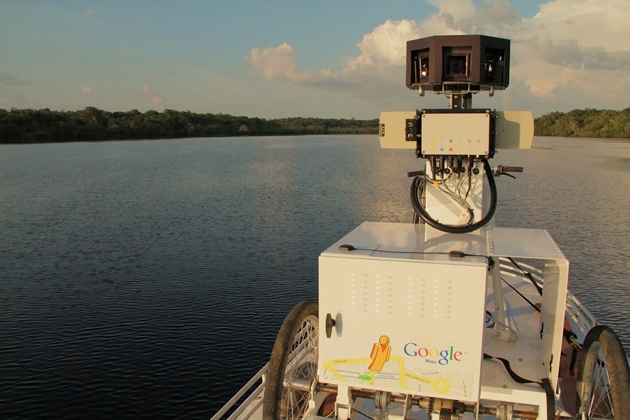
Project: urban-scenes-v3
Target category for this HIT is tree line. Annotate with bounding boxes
[534,107,630,138]
[0,107,378,144]
[1,106,629,144]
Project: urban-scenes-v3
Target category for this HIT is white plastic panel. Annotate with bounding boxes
[494,111,534,150]
[379,111,418,149]
[319,222,489,403]
[420,112,491,156]
[322,221,490,263]
[488,227,569,392]
[489,228,566,260]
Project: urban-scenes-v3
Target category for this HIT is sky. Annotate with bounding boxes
[1,0,628,119]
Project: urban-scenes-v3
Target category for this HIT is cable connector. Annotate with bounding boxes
[338,244,356,252]
[493,165,523,179]
[448,250,466,258]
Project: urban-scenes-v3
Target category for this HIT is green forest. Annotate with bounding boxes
[1,106,629,144]
[534,107,630,138]
[0,107,378,144]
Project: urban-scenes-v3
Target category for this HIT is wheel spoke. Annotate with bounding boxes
[280,314,318,419]
[577,326,630,420]
[585,349,612,419]
[264,301,319,420]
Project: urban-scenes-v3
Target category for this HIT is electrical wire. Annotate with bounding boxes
[422,157,475,224]
[410,158,497,233]
[339,245,492,265]
[455,162,471,197]
[411,175,425,224]
[438,175,474,223]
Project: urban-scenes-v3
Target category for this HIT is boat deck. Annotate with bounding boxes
[210,226,597,420]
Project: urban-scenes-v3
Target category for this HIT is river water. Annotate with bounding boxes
[1,135,629,419]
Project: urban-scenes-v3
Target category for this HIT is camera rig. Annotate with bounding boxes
[406,34,510,98]
[380,35,533,233]
[246,34,623,420]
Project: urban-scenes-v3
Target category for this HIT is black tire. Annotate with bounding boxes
[263,301,319,420]
[576,325,630,419]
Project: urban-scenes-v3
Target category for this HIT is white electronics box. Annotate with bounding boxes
[318,222,489,402]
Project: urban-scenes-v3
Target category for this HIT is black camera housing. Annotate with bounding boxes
[406,35,510,92]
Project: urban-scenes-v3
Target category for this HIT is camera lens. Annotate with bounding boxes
[445,54,469,78]
[450,59,464,74]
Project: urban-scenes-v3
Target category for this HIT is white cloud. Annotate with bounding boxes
[348,19,422,69]
[246,43,316,83]
[479,0,519,25]
[143,84,165,106]
[514,0,630,103]
[245,21,423,99]
[246,0,630,114]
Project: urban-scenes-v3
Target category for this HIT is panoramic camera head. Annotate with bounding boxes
[380,34,531,156]
[379,34,531,234]
[406,34,510,95]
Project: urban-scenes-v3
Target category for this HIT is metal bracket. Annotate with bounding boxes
[335,384,352,420]
[496,402,514,420]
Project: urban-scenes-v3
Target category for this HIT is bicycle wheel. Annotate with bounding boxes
[263,301,319,420]
[576,325,630,419]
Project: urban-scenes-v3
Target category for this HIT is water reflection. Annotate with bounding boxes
[0,135,628,419]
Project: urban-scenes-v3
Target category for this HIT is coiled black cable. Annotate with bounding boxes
[410,158,497,233]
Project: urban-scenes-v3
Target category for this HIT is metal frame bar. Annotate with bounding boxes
[210,363,269,420]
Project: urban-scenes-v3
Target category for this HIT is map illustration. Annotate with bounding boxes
[322,335,475,399]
